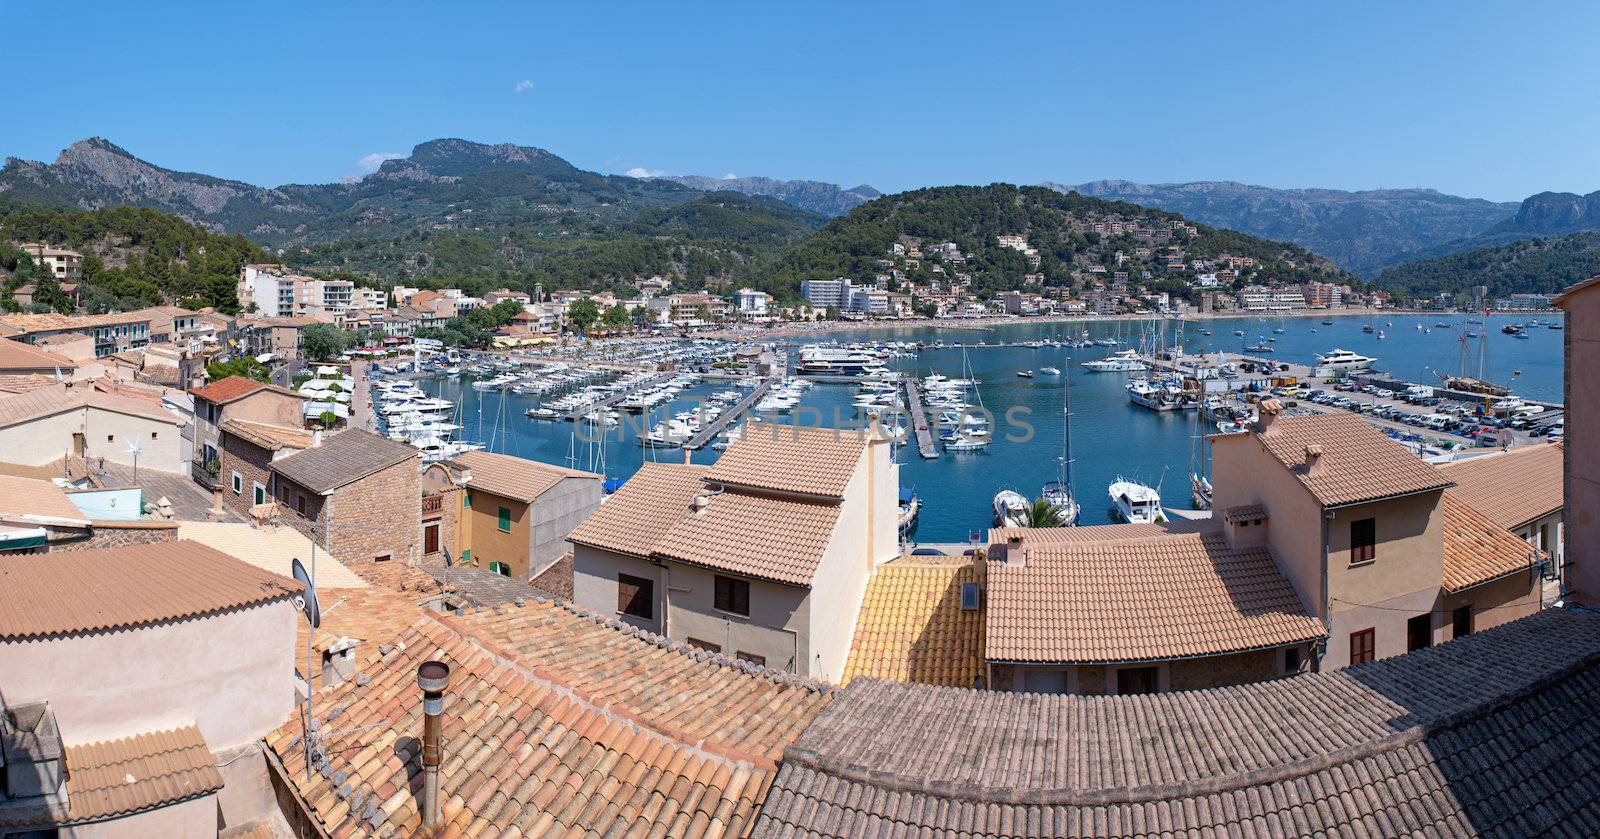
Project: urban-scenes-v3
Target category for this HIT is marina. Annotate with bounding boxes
[683,380,771,450]
[393,311,1564,542]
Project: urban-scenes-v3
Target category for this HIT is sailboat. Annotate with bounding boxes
[1189,399,1213,510]
[1041,371,1079,526]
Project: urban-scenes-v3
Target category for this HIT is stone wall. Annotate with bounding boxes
[325,456,420,567]
[53,521,179,552]
[420,485,460,566]
[218,432,275,518]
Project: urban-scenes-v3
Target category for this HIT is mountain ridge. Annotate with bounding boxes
[652,174,878,217]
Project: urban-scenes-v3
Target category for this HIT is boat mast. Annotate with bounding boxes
[1060,370,1074,489]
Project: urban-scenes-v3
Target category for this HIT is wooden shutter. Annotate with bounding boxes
[1350,628,1375,664]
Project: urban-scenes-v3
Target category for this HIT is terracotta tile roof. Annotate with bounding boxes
[653,491,842,586]
[567,462,709,557]
[176,522,368,589]
[1441,491,1539,593]
[266,613,812,837]
[1438,442,1564,530]
[1223,502,1267,523]
[457,599,830,761]
[189,375,267,404]
[425,562,544,606]
[986,530,1323,663]
[0,385,183,429]
[989,519,1211,546]
[704,423,870,498]
[0,373,56,393]
[449,448,598,503]
[348,558,445,593]
[218,418,314,451]
[294,586,424,684]
[842,560,985,688]
[0,540,301,640]
[753,609,1600,838]
[0,337,74,371]
[1254,412,1452,507]
[0,475,88,523]
[0,725,223,829]
[271,429,416,494]
[528,552,573,598]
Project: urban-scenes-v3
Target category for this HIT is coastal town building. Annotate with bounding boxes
[18,242,84,282]
[800,277,852,309]
[1439,443,1565,582]
[1237,284,1309,311]
[0,383,187,473]
[438,449,602,581]
[570,424,899,679]
[267,428,421,566]
[0,336,77,378]
[734,286,772,320]
[190,375,307,478]
[1211,403,1540,670]
[235,263,354,318]
[1555,273,1600,606]
[0,541,301,837]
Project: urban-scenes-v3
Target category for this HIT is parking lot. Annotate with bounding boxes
[1247,380,1563,451]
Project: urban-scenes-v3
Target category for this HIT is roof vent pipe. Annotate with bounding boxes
[417,660,451,829]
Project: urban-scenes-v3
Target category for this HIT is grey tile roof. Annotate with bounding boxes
[752,609,1600,838]
[270,428,416,494]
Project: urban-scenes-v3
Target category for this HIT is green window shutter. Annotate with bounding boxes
[463,492,472,509]
[498,506,511,532]
[460,549,471,564]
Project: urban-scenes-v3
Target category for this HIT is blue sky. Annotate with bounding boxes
[7,2,1597,200]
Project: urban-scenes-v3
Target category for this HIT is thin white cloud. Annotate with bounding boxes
[625,167,666,178]
[721,172,737,180]
[356,152,404,173]
[514,79,534,94]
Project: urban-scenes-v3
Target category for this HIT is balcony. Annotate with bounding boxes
[421,494,444,514]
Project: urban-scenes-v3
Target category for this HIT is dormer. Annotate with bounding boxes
[1222,504,1269,550]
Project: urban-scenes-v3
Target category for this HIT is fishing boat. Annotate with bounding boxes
[1322,319,1335,326]
[1502,324,1522,334]
[1040,371,1079,526]
[1016,370,1035,378]
[992,489,1029,528]
[1109,478,1166,524]
[1362,324,1376,334]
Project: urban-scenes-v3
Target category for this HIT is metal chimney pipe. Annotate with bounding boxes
[417,660,451,828]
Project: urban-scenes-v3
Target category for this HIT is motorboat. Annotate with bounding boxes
[1039,366,1061,375]
[993,489,1029,528]
[1315,348,1377,371]
[525,407,559,420]
[1081,349,1147,372]
[945,431,990,452]
[1109,478,1166,523]
[1016,370,1034,378]
[898,487,921,535]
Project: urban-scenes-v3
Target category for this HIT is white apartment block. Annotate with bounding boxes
[237,265,355,318]
[1237,285,1309,311]
[801,278,853,309]
[19,243,83,282]
[734,288,772,320]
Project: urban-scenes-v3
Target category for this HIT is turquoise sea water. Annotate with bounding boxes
[419,312,1563,543]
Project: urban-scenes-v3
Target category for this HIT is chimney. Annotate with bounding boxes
[311,429,323,448]
[1304,444,1325,477]
[1003,534,1027,568]
[1256,399,1283,435]
[417,660,450,829]
[690,492,713,513]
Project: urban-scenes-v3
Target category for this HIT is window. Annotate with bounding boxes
[231,471,242,494]
[106,434,114,443]
[460,548,471,564]
[617,573,654,620]
[1453,606,1474,638]
[424,523,439,554]
[1116,666,1159,695]
[736,651,766,667]
[1349,517,1376,565]
[373,554,391,563]
[497,506,511,532]
[687,638,722,654]
[714,575,750,616]
[463,493,472,509]
[253,482,266,505]
[1284,646,1303,674]
[960,582,980,610]
[1350,628,1376,664]
[489,561,511,577]
[151,431,158,439]
[297,495,306,515]
[1407,614,1432,652]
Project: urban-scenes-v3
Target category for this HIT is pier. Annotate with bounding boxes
[902,378,940,459]
[684,380,771,450]
[569,372,677,421]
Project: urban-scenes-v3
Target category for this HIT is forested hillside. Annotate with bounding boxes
[1377,230,1600,301]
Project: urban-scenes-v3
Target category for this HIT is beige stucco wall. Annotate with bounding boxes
[1325,492,1444,614]
[460,488,530,576]
[1323,586,1440,670]
[0,599,297,749]
[1562,288,1599,605]
[802,442,897,682]
[1443,571,1540,637]
[0,406,184,473]
[573,544,663,633]
[1210,432,1326,614]
[64,791,218,839]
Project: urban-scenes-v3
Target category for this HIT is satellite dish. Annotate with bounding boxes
[442,548,453,568]
[291,557,321,628]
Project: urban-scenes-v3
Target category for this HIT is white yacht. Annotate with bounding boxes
[1315,348,1377,371]
[797,346,887,376]
[1109,479,1166,524]
[1081,349,1147,372]
[993,490,1029,528]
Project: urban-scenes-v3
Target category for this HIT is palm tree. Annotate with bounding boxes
[1024,498,1064,528]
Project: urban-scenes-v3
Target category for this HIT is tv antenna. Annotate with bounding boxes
[291,557,321,781]
[126,439,141,482]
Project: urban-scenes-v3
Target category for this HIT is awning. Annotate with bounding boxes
[0,527,49,549]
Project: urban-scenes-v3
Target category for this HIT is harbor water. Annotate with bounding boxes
[418,312,1564,543]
